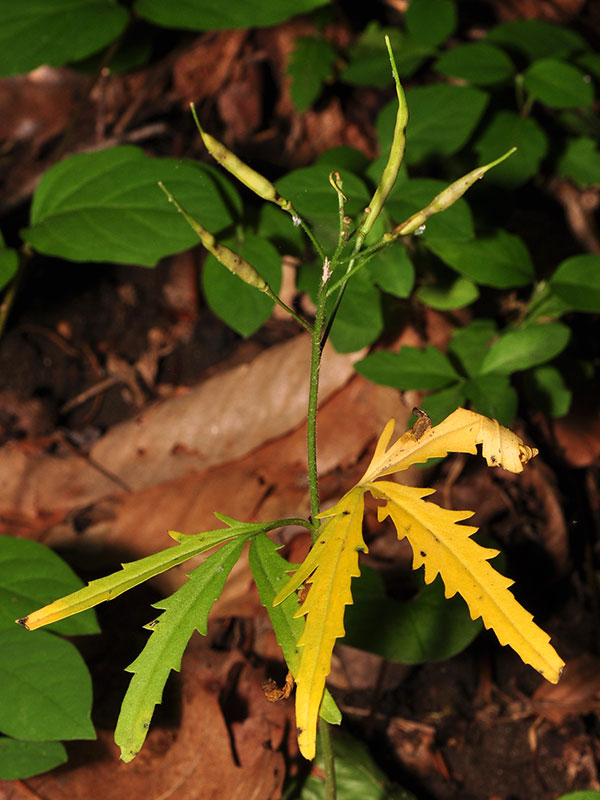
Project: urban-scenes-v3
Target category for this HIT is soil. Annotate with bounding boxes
[1,2,599,799]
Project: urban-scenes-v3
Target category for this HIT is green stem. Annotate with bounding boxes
[319,718,337,800]
[263,286,314,333]
[306,274,328,531]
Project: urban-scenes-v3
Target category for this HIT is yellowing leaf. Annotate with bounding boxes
[273,487,367,760]
[359,407,538,484]
[370,480,564,683]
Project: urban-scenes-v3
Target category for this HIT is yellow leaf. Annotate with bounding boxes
[359,407,538,484]
[274,487,367,760]
[370,480,564,683]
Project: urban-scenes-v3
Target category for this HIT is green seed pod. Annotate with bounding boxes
[386,147,517,241]
[190,104,291,212]
[158,182,268,291]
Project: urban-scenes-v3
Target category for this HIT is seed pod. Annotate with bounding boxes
[190,104,291,212]
[386,147,517,241]
[158,182,268,291]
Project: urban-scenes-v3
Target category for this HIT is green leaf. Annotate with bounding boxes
[23,147,240,267]
[0,536,98,636]
[435,42,514,86]
[276,165,370,250]
[329,273,383,353]
[355,346,460,390]
[464,374,518,426]
[474,111,548,187]
[134,0,330,30]
[428,230,534,288]
[523,365,571,418]
[487,20,586,61]
[288,36,337,112]
[416,275,478,311]
[0,737,67,780]
[0,0,128,77]
[557,137,600,188]
[316,146,371,174]
[342,23,429,86]
[115,538,246,762]
[256,203,305,257]
[480,322,571,375]
[405,0,456,49]
[386,177,474,244]
[248,533,341,726]
[365,243,414,299]
[0,627,94,741]
[418,382,468,426]
[0,245,18,292]
[557,792,600,800]
[523,59,594,109]
[577,52,600,82]
[381,85,488,164]
[202,233,281,337]
[447,319,497,376]
[343,565,481,663]
[549,254,600,311]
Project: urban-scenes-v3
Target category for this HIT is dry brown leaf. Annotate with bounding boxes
[531,655,600,725]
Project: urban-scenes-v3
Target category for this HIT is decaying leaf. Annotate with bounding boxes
[279,408,562,761]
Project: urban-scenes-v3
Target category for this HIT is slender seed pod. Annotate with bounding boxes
[385,147,517,241]
[158,182,268,291]
[190,104,292,212]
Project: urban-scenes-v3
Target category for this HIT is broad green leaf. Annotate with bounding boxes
[371,480,564,683]
[577,52,600,81]
[256,203,305,257]
[428,230,534,288]
[276,165,370,249]
[115,538,245,762]
[557,793,600,800]
[416,275,478,310]
[549,254,600,312]
[386,177,474,244]
[557,137,600,187]
[523,59,594,109]
[300,729,417,799]
[474,111,548,187]
[288,36,337,112]
[0,246,18,293]
[487,20,586,61]
[273,489,367,761]
[134,0,330,30]
[23,147,240,267]
[0,627,94,741]
[390,85,488,164]
[20,526,248,631]
[316,146,371,174]
[343,565,481,663]
[464,374,518,426]
[202,233,282,337]
[523,365,571,418]
[447,319,497,377]
[405,0,456,49]
[249,533,341,726]
[0,535,98,636]
[365,244,414,298]
[360,407,538,482]
[435,42,514,86]
[419,383,468,426]
[0,0,128,77]
[342,23,428,86]
[479,322,571,375]
[328,273,383,353]
[0,738,67,780]
[355,346,460,390]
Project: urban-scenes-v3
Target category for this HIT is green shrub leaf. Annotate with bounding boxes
[524,365,571,418]
[416,275,478,311]
[0,0,128,76]
[405,0,456,49]
[329,273,383,353]
[0,628,94,741]
[386,178,474,244]
[23,146,240,267]
[202,233,281,337]
[0,245,18,293]
[288,36,337,112]
[355,346,460,390]
[548,254,600,312]
[474,111,548,187]
[342,23,429,86]
[134,0,329,30]
[480,322,571,375]
[428,230,534,288]
[523,58,594,109]
[0,738,67,780]
[557,137,600,188]
[487,20,586,61]
[365,244,414,299]
[464,374,518,425]
[419,383,468,425]
[435,42,514,86]
[447,319,497,377]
